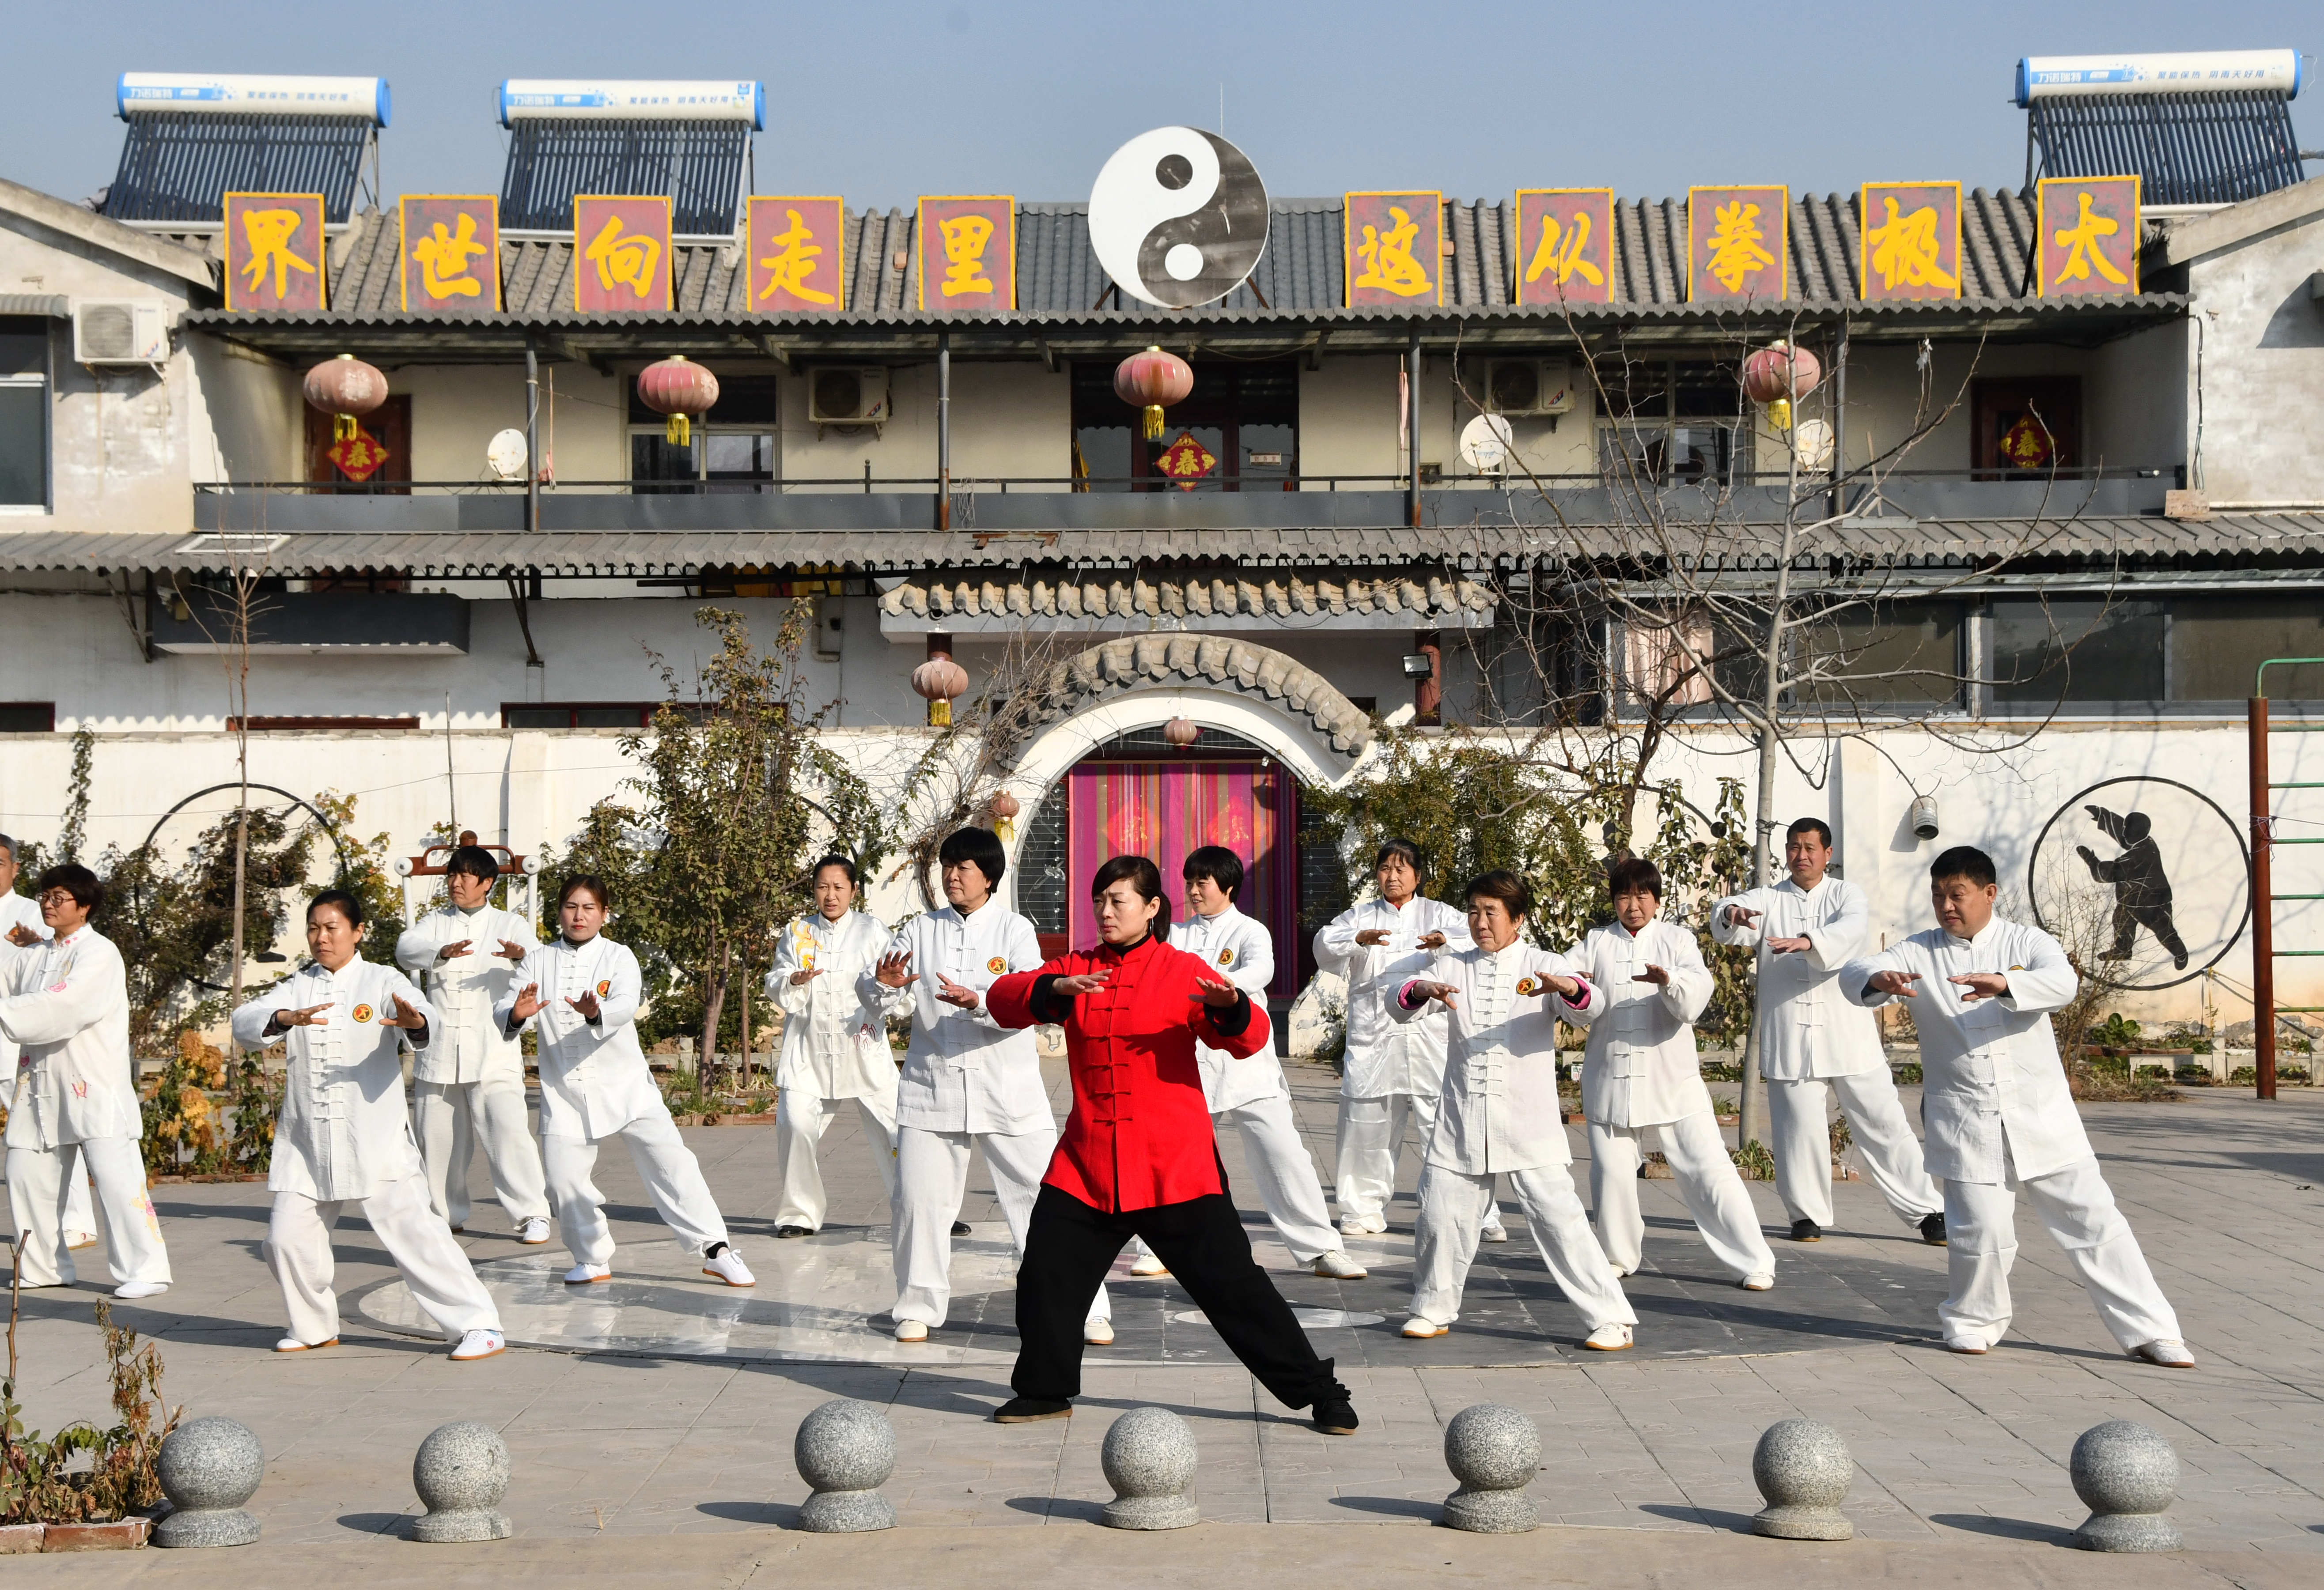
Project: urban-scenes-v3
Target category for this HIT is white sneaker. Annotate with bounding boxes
[1480,1223,1510,1245]
[894,1318,928,1344]
[1084,1318,1114,1346]
[65,1231,99,1251]
[114,1281,169,1300]
[1311,1250,1370,1280]
[2130,1338,2196,1368]
[516,1218,552,1245]
[702,1247,756,1287]
[1128,1253,1170,1278]
[1401,1316,1450,1339]
[274,1335,337,1353]
[1338,1214,1370,1237]
[450,1328,506,1362]
[1583,1323,1635,1352]
[1609,1260,1636,1278]
[1945,1336,1990,1355]
[1740,1273,1775,1292]
[563,1261,611,1284]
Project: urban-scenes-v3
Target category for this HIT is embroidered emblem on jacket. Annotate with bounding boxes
[1515,976,1541,997]
[1217,948,1235,966]
[350,1004,375,1023]
[987,956,1007,974]
[597,979,613,996]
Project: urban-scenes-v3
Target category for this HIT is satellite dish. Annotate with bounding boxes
[486,428,529,482]
[1088,126,1269,309]
[1459,413,1515,474]
[1793,418,1835,472]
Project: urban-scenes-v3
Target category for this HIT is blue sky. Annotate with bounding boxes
[2,1,2314,209]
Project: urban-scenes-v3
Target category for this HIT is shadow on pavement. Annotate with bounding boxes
[1929,1511,2078,1546]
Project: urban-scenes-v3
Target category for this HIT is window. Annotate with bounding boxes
[503,702,665,729]
[0,702,55,732]
[1795,603,1963,706]
[0,317,50,508]
[1989,597,2165,704]
[629,374,779,494]
[1972,378,2082,477]
[1072,359,1297,492]
[1595,358,1745,487]
[2169,597,2324,702]
[227,716,421,731]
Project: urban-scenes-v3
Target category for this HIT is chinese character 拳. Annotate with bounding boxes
[1353,206,1433,298]
[1863,196,1957,294]
[757,208,836,305]
[583,215,663,298]
[239,207,316,298]
[1703,200,1774,293]
[2051,191,2129,287]
[411,212,489,300]
[1523,210,1605,289]
[938,213,995,298]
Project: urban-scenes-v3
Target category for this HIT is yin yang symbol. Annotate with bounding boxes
[1087,127,1269,309]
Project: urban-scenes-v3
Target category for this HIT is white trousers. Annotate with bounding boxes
[890,1123,1108,1327]
[1587,1112,1777,1280]
[1768,1071,1943,1227]
[265,1171,500,1345]
[413,1074,551,1229]
[5,1137,172,1289]
[775,1089,898,1230]
[1130,1090,1342,1269]
[541,1104,730,1268]
[1940,1156,2180,1351]
[1412,1162,1635,1330]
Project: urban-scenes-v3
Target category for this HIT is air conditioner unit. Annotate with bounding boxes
[1483,358,1571,417]
[807,366,890,425]
[73,300,171,365]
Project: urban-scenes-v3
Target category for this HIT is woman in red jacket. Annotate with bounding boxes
[986,855,1358,1435]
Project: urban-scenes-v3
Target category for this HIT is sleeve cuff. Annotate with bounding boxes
[1563,981,1591,1011]
[1396,978,1427,1010]
[1207,988,1254,1038]
[1029,972,1070,1025]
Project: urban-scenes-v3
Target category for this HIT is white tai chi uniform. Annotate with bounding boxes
[395,905,551,1231]
[1842,918,2181,1351]
[231,959,500,1346]
[1395,943,1634,1332]
[1714,876,1942,1229]
[1314,896,1478,1230]
[861,901,1107,1329]
[0,895,96,1243]
[0,926,170,1289]
[495,934,733,1270]
[1567,919,1776,1280]
[768,909,898,1231]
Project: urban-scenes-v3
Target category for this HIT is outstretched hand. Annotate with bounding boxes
[565,988,602,1021]
[510,982,545,1022]
[1053,970,1113,997]
[934,974,980,1011]
[1409,980,1459,1009]
[382,993,429,1031]
[1765,935,1812,954]
[1354,927,1393,947]
[1949,972,2010,1002]
[1632,964,1670,986]
[788,967,823,986]
[1191,973,1240,1008]
[1722,904,1761,929]
[274,1001,334,1028]
[1866,970,1919,998]
[495,938,529,962]
[5,923,42,948]
[874,950,917,990]
[436,938,473,963]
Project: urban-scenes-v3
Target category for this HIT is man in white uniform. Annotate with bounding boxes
[394,844,551,1243]
[232,889,504,1358]
[1392,870,1635,1348]
[1715,819,1945,1246]
[862,827,1109,1345]
[1,834,97,1249]
[1129,847,1365,1281]
[1842,846,2191,1366]
[766,854,897,1236]
[1314,839,1501,1242]
[1568,857,1775,1288]
[0,865,171,1297]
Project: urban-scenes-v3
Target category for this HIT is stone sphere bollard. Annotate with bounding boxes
[1750,1418,1856,1541]
[794,1398,897,1533]
[410,1421,513,1543]
[152,1416,265,1548]
[2070,1420,2182,1552]
[1099,1406,1199,1530]
[1439,1404,1541,1533]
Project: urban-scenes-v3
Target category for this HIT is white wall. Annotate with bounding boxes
[2181,200,2324,506]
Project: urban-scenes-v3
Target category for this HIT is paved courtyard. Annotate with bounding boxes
[5,1061,2321,1584]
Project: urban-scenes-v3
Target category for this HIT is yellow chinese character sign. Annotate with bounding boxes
[1344,192,1442,307]
[748,196,847,311]
[573,195,673,312]
[916,196,1015,311]
[223,192,326,312]
[1155,430,1218,491]
[2038,175,2140,297]
[1858,181,1961,301]
[1687,185,1788,302]
[399,196,501,312]
[1514,189,1615,306]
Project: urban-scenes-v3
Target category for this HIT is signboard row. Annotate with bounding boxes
[219,178,2145,313]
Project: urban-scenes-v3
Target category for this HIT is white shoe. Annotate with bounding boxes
[1609,1261,1636,1278]
[450,1328,506,1362]
[65,1231,100,1251]
[1338,1214,1370,1237]
[1583,1323,1635,1352]
[702,1247,756,1287]
[274,1335,337,1353]
[1740,1273,1775,1292]
[1128,1253,1170,1278]
[564,1262,612,1284]
[1401,1316,1450,1339]
[894,1319,928,1344]
[114,1281,169,1300]
[1084,1318,1114,1346]
[516,1218,552,1245]
[1480,1223,1510,1245]
[2130,1338,2195,1368]
[1311,1250,1369,1280]
[1945,1335,1990,1355]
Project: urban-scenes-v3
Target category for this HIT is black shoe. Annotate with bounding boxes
[775,1224,813,1239]
[992,1397,1073,1423]
[1919,1212,1948,1246]
[1312,1397,1359,1436]
[951,1220,972,1236]
[1789,1218,1823,1243]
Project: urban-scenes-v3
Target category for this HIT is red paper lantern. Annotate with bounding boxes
[636,355,720,447]
[303,353,388,442]
[1741,341,1823,405]
[912,656,969,727]
[1162,716,1201,748]
[987,789,1021,840]
[1114,345,1194,441]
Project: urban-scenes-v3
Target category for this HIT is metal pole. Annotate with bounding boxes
[937,331,952,533]
[1828,317,1848,521]
[1406,328,1423,529]
[523,336,540,535]
[2250,693,2277,1100]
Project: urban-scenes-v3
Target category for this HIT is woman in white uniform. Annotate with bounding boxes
[231,889,504,1358]
[496,875,756,1290]
[1,833,98,1249]
[766,854,898,1237]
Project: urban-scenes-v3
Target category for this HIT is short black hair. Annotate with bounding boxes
[444,844,500,885]
[34,864,100,911]
[559,873,612,910]
[810,853,859,887]
[1375,837,1426,879]
[1607,856,1664,901]
[939,826,1007,888]
[1929,846,1997,888]
[1787,817,1833,848]
[1183,845,1244,900]
[307,888,366,927]
[1091,854,1170,942]
[1463,869,1533,920]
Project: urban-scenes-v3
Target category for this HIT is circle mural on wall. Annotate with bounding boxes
[1087,126,1269,309]
[2027,776,2249,992]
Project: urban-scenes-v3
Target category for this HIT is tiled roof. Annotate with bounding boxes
[878,570,1497,627]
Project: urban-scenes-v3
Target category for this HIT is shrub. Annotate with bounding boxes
[1730,1138,1775,1180]
[0,1299,179,1524]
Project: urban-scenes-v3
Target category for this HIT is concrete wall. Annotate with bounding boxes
[2180,195,2324,506]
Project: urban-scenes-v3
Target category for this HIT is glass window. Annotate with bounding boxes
[1015,793,1067,939]
[704,430,775,494]
[0,321,46,377]
[1990,598,2165,704]
[630,430,700,493]
[2170,597,2324,701]
[1795,603,1962,705]
[1069,359,1297,492]
[0,385,44,507]
[0,702,55,732]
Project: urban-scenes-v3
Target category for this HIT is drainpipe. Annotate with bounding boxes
[1828,315,1849,521]
[1415,630,1442,726]
[524,334,541,535]
[1406,327,1423,529]
[937,330,951,532]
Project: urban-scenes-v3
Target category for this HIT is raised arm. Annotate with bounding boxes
[1994,927,2078,1015]
[858,924,918,1017]
[1799,884,1872,971]
[1709,889,1764,948]
[1312,905,1363,975]
[1558,938,1606,1027]
[393,917,441,976]
[1840,940,1915,1008]
[1661,927,1715,1024]
[229,986,295,1053]
[0,940,124,1049]
[493,949,542,1035]
[385,968,441,1048]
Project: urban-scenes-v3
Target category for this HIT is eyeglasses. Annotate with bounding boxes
[36,890,78,907]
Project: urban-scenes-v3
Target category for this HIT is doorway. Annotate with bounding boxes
[304,393,412,492]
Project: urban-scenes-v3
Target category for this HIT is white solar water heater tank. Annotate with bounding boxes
[116,73,390,125]
[497,80,763,128]
[2014,49,2301,106]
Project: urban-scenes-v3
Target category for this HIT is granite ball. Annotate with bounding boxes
[1099,1406,1199,1530]
[794,1399,898,1533]
[2070,1420,2182,1553]
[1440,1404,1541,1534]
[1750,1418,1855,1541]
[152,1416,264,1549]
[410,1420,513,1544]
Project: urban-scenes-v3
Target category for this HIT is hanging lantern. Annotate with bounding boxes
[987,789,1021,841]
[636,355,720,448]
[912,654,969,727]
[1741,341,1824,433]
[1113,345,1194,442]
[1162,717,1201,748]
[303,353,388,442]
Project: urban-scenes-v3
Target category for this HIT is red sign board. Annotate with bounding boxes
[1155,430,1218,491]
[2037,176,2140,297]
[399,196,501,311]
[224,193,327,312]
[917,196,1014,311]
[1344,191,1442,307]
[1514,188,1615,306]
[326,425,392,482]
[748,196,847,311]
[574,195,673,312]
[1858,181,1961,301]
[1686,185,1788,302]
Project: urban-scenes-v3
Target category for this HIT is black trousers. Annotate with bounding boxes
[1013,1181,1348,1410]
